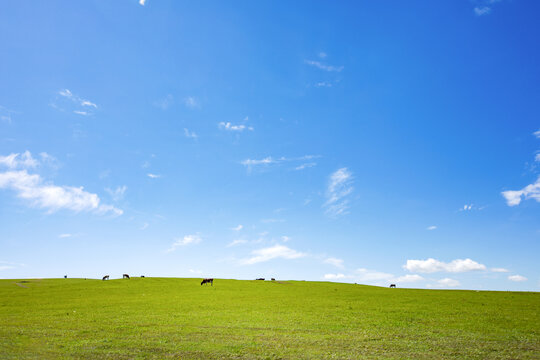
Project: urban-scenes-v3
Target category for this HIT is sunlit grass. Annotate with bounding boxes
[1,278,538,359]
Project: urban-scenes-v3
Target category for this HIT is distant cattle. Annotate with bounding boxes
[256,278,265,281]
[390,284,396,288]
[271,278,275,281]
[64,275,67,279]
[102,275,109,280]
[201,278,213,286]
[141,275,145,278]
[123,274,130,279]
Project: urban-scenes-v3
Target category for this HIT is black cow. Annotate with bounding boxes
[201,278,213,286]
[123,274,130,279]
[102,275,109,280]
[390,284,396,288]
[256,278,265,281]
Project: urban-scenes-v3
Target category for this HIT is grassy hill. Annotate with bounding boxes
[0,277,538,359]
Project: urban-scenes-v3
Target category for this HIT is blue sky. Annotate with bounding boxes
[1,0,539,290]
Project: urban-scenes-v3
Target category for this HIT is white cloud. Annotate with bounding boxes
[219,122,253,132]
[508,275,527,282]
[241,157,276,166]
[474,7,491,16]
[295,162,317,170]
[0,265,14,271]
[324,273,348,280]
[393,274,424,283]
[167,234,202,252]
[315,82,332,88]
[59,233,72,238]
[502,177,540,206]
[355,268,394,281]
[240,244,306,265]
[140,222,149,230]
[231,224,243,231]
[404,258,486,273]
[227,239,248,247]
[105,185,127,202]
[0,151,39,169]
[281,235,290,242]
[189,269,202,274]
[534,129,540,139]
[147,173,161,179]
[491,267,509,273]
[427,225,437,231]
[324,167,353,217]
[0,169,122,215]
[535,153,540,162]
[324,257,344,268]
[460,204,473,211]
[437,278,460,287]
[57,89,97,114]
[241,155,319,169]
[318,52,327,59]
[183,97,199,109]
[184,128,198,139]
[153,95,173,110]
[304,60,344,72]
[81,100,97,108]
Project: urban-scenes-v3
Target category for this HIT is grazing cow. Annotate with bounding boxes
[123,274,130,279]
[271,278,275,281]
[256,278,265,281]
[390,284,396,288]
[64,275,67,279]
[102,275,109,280]
[141,275,145,278]
[201,278,213,286]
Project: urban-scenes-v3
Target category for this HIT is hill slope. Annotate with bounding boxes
[0,278,538,359]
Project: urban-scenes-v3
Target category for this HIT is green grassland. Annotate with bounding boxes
[0,278,538,359]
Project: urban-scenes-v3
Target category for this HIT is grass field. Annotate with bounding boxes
[0,278,538,359]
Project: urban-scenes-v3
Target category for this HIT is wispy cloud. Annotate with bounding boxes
[427,225,437,231]
[0,170,121,215]
[139,0,146,6]
[105,185,127,202]
[0,105,16,124]
[184,128,198,139]
[437,278,460,287]
[0,151,39,169]
[491,267,509,273]
[147,173,161,179]
[474,6,491,16]
[240,244,306,265]
[324,167,353,217]
[183,97,199,109]
[55,89,98,115]
[534,129,540,139]
[231,224,243,231]
[59,233,72,238]
[501,176,540,206]
[0,151,121,216]
[241,155,319,171]
[508,274,527,282]
[404,258,486,273]
[153,95,173,110]
[324,257,344,268]
[219,121,253,132]
[304,60,344,72]
[227,239,248,247]
[295,162,317,171]
[167,234,202,252]
[140,222,149,230]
